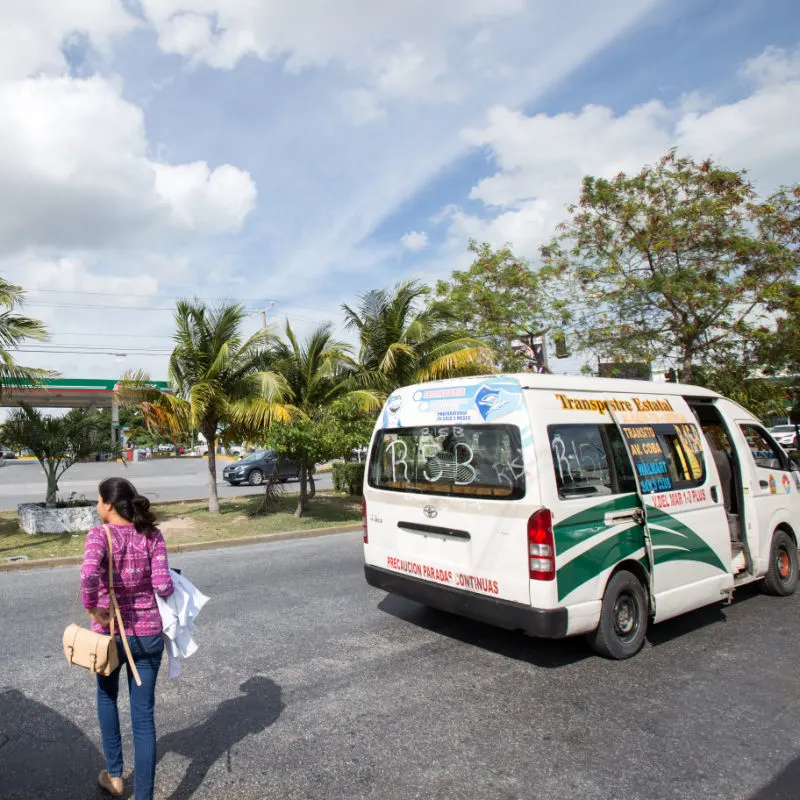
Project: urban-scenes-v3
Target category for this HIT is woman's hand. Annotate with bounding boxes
[88,607,111,626]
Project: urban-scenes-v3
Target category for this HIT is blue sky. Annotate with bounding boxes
[1,0,799,379]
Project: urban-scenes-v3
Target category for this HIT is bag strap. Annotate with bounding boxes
[103,525,142,687]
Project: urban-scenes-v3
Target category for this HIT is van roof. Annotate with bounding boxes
[409,373,722,399]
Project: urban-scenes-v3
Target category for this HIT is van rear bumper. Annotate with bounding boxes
[364,565,568,639]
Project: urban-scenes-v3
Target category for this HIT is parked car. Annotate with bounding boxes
[769,424,798,448]
[222,450,312,486]
[0,447,17,459]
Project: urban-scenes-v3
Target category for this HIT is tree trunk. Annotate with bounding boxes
[680,353,693,385]
[45,469,58,509]
[295,464,308,518]
[205,432,220,514]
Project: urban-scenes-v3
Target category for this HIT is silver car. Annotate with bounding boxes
[769,424,798,448]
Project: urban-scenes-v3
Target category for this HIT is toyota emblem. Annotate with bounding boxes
[423,505,438,519]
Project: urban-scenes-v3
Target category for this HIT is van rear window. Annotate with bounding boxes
[368,425,525,499]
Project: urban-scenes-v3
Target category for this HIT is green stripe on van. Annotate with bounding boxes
[556,525,643,601]
[647,506,727,573]
[552,495,639,556]
[553,499,727,601]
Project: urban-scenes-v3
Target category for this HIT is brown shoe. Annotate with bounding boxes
[98,770,124,796]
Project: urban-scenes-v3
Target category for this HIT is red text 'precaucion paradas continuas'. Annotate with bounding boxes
[386,556,500,595]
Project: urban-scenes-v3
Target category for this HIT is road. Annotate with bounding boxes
[1,532,799,799]
[0,458,333,510]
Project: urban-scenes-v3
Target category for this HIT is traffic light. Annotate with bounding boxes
[665,368,677,383]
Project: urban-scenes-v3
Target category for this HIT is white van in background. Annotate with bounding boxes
[362,374,800,659]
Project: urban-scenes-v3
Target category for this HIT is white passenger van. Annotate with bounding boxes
[362,374,800,658]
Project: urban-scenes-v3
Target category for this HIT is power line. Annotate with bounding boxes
[25,288,332,315]
[25,300,329,325]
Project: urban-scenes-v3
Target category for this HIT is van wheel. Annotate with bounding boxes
[586,570,648,660]
[761,530,798,596]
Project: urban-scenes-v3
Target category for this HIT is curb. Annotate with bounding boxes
[0,524,361,573]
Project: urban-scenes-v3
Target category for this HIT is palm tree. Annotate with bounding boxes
[232,320,380,515]
[123,301,291,514]
[0,277,50,391]
[342,280,494,391]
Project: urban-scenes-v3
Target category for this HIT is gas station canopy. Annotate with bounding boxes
[0,378,171,409]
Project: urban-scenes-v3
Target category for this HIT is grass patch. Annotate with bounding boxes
[0,493,361,563]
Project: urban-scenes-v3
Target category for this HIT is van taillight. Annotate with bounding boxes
[362,497,368,544]
[528,508,555,581]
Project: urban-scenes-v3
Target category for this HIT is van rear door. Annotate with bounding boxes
[364,383,536,606]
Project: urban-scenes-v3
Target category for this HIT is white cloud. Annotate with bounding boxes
[340,89,386,126]
[401,231,429,252]
[0,74,257,254]
[451,43,800,258]
[138,0,525,72]
[0,0,136,81]
[740,44,800,87]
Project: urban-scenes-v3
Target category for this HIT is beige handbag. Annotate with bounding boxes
[63,525,141,686]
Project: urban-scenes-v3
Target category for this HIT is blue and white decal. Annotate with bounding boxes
[380,378,524,428]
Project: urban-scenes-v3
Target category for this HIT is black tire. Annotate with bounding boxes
[586,569,649,660]
[761,530,799,596]
[248,469,264,487]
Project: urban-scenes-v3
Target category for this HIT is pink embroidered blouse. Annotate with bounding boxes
[80,523,174,636]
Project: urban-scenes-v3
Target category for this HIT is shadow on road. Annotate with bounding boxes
[377,595,589,668]
[647,582,764,647]
[0,687,106,800]
[748,753,800,799]
[157,675,283,800]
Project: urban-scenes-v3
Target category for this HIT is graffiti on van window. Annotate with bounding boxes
[492,452,525,488]
[385,439,410,482]
[551,435,606,482]
[423,443,478,485]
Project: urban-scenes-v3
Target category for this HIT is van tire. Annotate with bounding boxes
[586,570,648,660]
[761,530,798,596]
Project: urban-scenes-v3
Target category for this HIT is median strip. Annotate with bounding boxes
[0,493,362,571]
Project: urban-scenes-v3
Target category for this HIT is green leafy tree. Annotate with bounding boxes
[542,151,797,383]
[752,185,800,374]
[0,277,51,391]
[694,359,790,422]
[265,415,359,517]
[1,406,119,507]
[435,241,567,370]
[344,280,493,391]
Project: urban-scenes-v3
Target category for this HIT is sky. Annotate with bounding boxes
[2,0,800,382]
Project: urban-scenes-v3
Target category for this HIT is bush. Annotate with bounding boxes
[332,462,365,496]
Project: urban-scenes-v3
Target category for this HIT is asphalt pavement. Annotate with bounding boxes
[1,532,799,799]
[0,458,333,510]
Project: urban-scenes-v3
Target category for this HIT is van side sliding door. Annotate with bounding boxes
[607,395,733,623]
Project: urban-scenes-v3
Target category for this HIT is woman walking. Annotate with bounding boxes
[81,477,174,799]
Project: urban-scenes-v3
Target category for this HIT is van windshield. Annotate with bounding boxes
[368,425,525,499]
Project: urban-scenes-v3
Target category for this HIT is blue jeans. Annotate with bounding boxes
[96,634,164,800]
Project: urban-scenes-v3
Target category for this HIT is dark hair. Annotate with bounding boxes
[98,477,157,537]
